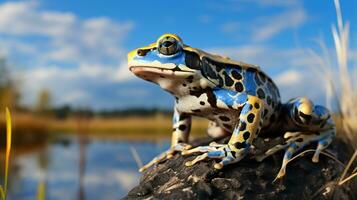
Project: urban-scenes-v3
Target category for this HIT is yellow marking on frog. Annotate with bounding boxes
[298,97,313,115]
[228,96,264,152]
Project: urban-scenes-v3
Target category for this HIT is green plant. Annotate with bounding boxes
[0,108,12,200]
[36,181,46,200]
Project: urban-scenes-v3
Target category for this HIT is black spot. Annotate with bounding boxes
[247,113,255,123]
[234,142,247,149]
[247,68,257,73]
[239,122,246,131]
[243,131,250,140]
[299,111,312,123]
[258,72,266,83]
[254,103,260,109]
[267,96,272,105]
[320,119,327,128]
[294,107,302,124]
[189,90,203,97]
[257,88,265,99]
[231,151,236,158]
[182,83,187,87]
[179,114,189,121]
[202,58,218,79]
[185,51,201,70]
[269,114,276,123]
[160,75,165,78]
[172,65,182,71]
[231,70,242,80]
[137,49,150,56]
[203,57,225,72]
[192,109,201,113]
[235,82,244,92]
[296,138,303,143]
[177,139,184,143]
[218,76,224,87]
[178,124,187,131]
[187,75,194,83]
[219,116,230,121]
[193,87,198,90]
[200,101,205,105]
[249,104,253,110]
[254,73,263,86]
[223,124,232,130]
[223,71,234,87]
[206,89,218,108]
[263,109,268,117]
[172,128,176,131]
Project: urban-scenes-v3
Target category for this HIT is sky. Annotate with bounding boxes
[0,0,356,110]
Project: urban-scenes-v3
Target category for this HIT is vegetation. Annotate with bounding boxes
[310,0,357,148]
[0,108,12,200]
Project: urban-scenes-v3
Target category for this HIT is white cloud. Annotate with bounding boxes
[0,1,135,107]
[252,9,307,41]
[239,0,300,7]
[221,22,241,33]
[274,70,302,86]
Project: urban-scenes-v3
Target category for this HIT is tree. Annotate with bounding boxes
[36,89,52,115]
[0,57,20,109]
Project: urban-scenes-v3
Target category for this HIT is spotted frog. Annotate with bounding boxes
[127,34,335,179]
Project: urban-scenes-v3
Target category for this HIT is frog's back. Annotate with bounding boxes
[201,56,281,107]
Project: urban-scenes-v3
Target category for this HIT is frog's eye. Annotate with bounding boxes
[157,36,181,56]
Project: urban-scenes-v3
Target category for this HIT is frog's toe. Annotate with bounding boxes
[139,143,191,173]
[185,153,209,166]
[184,145,244,169]
[184,145,226,166]
[181,146,218,155]
[273,168,286,182]
[214,156,235,169]
[139,150,169,172]
[312,134,334,163]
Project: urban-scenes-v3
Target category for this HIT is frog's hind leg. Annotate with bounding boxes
[274,128,336,180]
[183,96,265,169]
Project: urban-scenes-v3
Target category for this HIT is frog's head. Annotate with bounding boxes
[127,34,214,95]
[128,34,202,79]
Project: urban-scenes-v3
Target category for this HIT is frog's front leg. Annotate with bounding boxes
[183,96,264,169]
[139,107,192,172]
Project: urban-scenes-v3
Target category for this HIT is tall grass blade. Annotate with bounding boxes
[130,146,143,169]
[0,186,4,200]
[1,107,12,200]
[36,181,46,200]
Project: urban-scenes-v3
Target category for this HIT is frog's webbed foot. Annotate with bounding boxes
[139,143,192,172]
[182,143,246,169]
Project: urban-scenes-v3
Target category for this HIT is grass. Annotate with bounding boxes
[36,181,46,200]
[297,0,357,195]
[0,108,12,200]
[309,0,356,148]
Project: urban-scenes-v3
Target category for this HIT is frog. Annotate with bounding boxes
[127,34,336,179]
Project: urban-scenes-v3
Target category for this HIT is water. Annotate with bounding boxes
[6,133,170,200]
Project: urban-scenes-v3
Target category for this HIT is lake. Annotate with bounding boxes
[5,133,170,200]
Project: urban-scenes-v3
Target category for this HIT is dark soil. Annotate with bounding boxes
[124,136,356,200]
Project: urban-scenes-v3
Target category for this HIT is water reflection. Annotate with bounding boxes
[6,133,170,200]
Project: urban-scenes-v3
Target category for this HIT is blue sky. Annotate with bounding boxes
[0,0,356,109]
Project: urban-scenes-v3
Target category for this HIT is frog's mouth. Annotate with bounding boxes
[129,66,194,78]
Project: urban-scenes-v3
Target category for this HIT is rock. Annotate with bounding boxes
[124,136,356,200]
